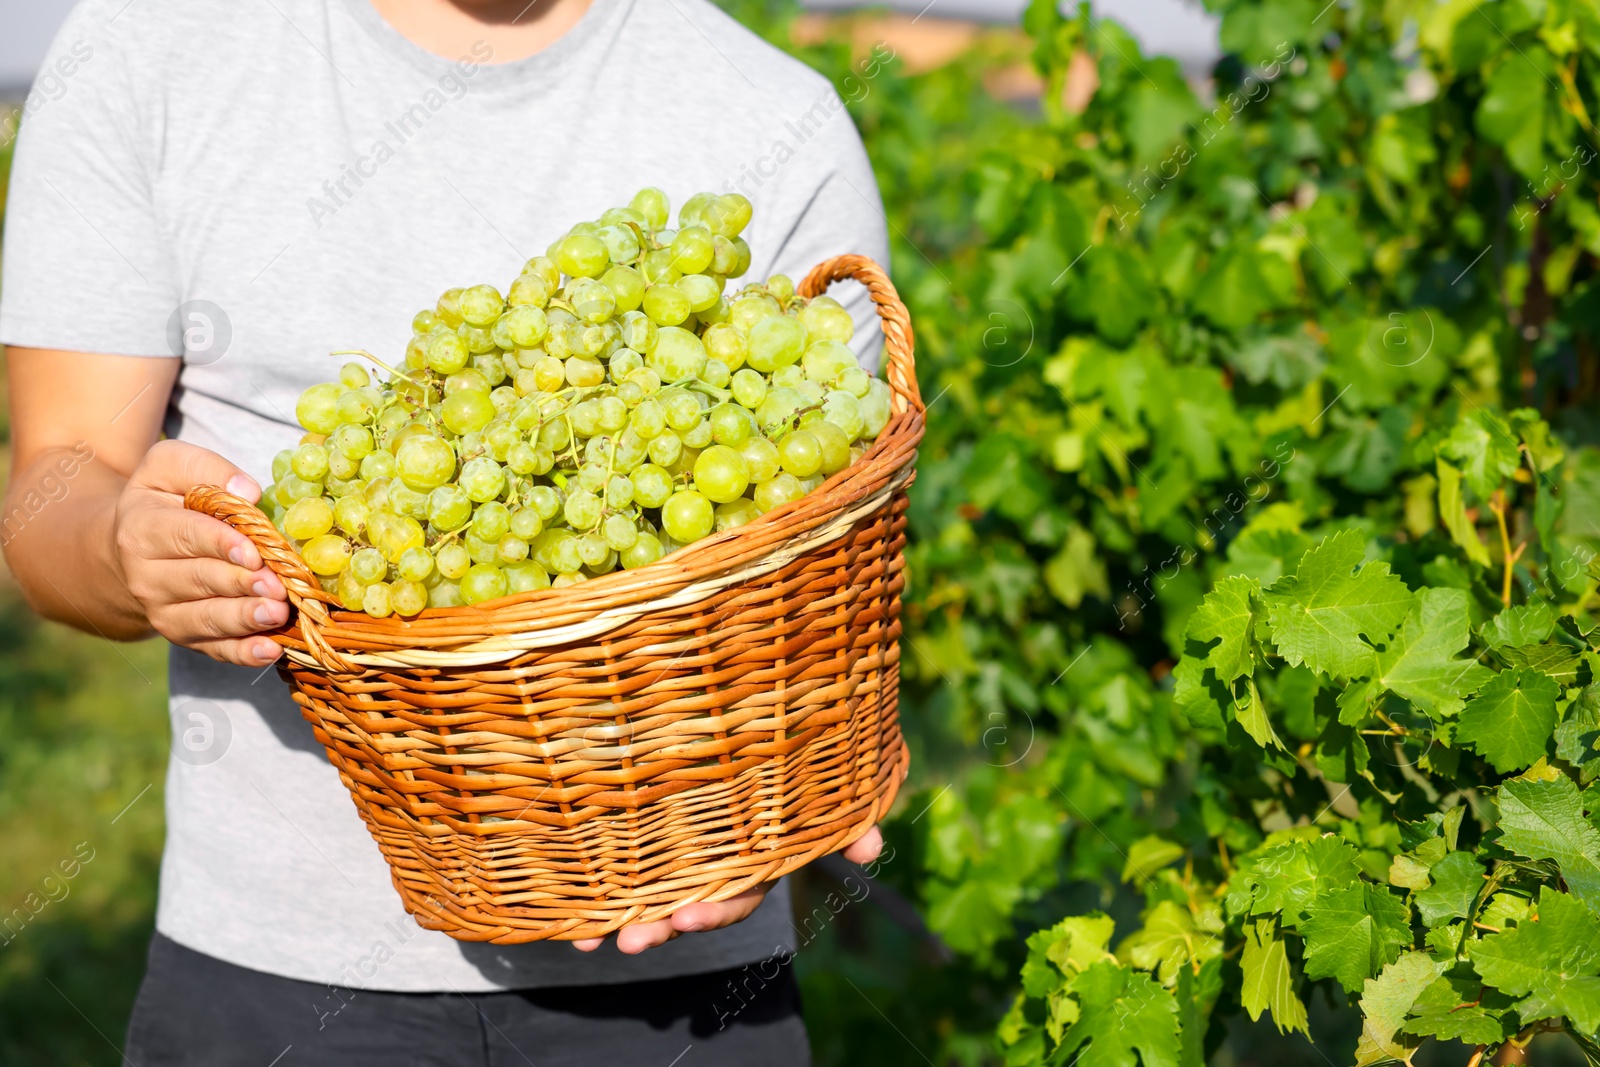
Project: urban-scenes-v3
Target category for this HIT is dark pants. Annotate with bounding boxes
[125,933,810,1066]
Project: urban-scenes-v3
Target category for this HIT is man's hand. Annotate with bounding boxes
[4,349,287,662]
[112,440,289,666]
[573,825,884,954]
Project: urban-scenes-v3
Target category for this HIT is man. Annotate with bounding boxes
[0,0,889,1061]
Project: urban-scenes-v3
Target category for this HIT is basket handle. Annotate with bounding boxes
[799,255,922,414]
[183,485,354,672]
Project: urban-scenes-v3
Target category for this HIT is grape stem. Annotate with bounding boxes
[331,348,428,393]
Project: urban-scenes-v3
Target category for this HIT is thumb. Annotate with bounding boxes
[138,440,261,502]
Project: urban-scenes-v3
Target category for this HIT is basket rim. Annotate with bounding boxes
[185,254,921,672]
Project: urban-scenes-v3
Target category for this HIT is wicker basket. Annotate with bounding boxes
[185,255,923,942]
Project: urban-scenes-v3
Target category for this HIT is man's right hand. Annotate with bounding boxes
[4,349,289,665]
[112,440,290,667]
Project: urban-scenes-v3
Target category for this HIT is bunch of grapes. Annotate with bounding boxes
[261,188,894,618]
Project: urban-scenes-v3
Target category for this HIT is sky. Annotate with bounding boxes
[0,0,1219,97]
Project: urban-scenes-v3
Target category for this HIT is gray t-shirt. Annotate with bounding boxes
[0,0,888,991]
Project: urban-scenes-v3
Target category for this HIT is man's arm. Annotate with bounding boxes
[4,348,287,665]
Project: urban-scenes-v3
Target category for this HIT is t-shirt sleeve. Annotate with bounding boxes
[0,4,179,357]
[757,90,893,374]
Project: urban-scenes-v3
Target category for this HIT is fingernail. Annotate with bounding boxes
[252,580,269,597]
[254,604,279,627]
[225,474,260,501]
[229,545,248,567]
[254,639,279,662]
[681,922,703,932]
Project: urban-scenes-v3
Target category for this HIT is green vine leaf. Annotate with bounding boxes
[1300,883,1412,993]
[1456,668,1560,774]
[1262,529,1413,679]
[1240,920,1310,1037]
[1496,775,1600,911]
[1354,952,1444,1066]
[1373,587,1493,719]
[1470,888,1600,1033]
[1054,961,1181,1067]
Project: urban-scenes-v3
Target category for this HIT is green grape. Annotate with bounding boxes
[460,564,508,605]
[730,236,752,277]
[396,434,456,491]
[678,192,713,229]
[795,380,826,408]
[755,387,804,433]
[388,484,429,520]
[537,417,571,453]
[391,580,428,616]
[325,475,361,499]
[301,534,351,576]
[525,485,561,522]
[334,495,370,536]
[397,546,434,582]
[596,396,628,433]
[700,359,731,390]
[649,327,705,380]
[778,429,823,477]
[502,305,548,347]
[681,418,714,449]
[572,534,607,570]
[437,287,466,326]
[350,547,388,584]
[803,340,857,383]
[465,532,500,565]
[609,349,644,381]
[621,532,664,569]
[484,420,520,461]
[472,501,512,541]
[693,445,750,504]
[331,424,373,462]
[412,310,440,334]
[728,291,781,333]
[510,507,543,540]
[496,534,529,564]
[648,430,683,467]
[661,389,702,431]
[564,489,602,529]
[605,475,634,509]
[839,366,871,397]
[810,420,852,474]
[630,187,669,229]
[521,255,560,290]
[570,277,618,324]
[377,514,426,562]
[506,560,551,593]
[296,383,343,435]
[862,379,892,437]
[548,532,583,574]
[739,437,782,483]
[798,297,855,343]
[714,497,760,531]
[271,449,294,483]
[357,449,394,480]
[552,572,586,587]
[703,323,748,371]
[441,389,495,435]
[556,234,609,278]
[629,399,666,439]
[427,580,463,608]
[632,464,673,508]
[662,490,714,543]
[602,513,638,551]
[291,444,329,481]
[570,399,602,438]
[643,283,691,326]
[532,355,566,392]
[506,441,540,474]
[747,315,807,372]
[822,389,866,442]
[459,323,496,355]
[729,368,767,408]
[596,224,642,265]
[713,194,755,237]
[678,272,721,312]
[620,310,658,353]
[640,248,678,285]
[279,474,324,504]
[613,427,650,469]
[626,367,662,396]
[601,264,645,313]
[565,356,606,388]
[710,403,753,446]
[337,363,370,391]
[335,568,365,610]
[459,457,506,502]
[428,485,472,531]
[772,364,805,390]
[436,542,471,580]
[337,385,380,426]
[766,274,795,303]
[753,472,805,513]
[426,330,470,374]
[508,272,551,308]
[362,582,394,618]
[460,284,505,327]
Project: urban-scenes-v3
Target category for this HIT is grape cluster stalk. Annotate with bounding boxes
[262,188,894,617]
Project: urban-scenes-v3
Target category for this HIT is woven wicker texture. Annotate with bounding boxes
[186,255,924,942]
